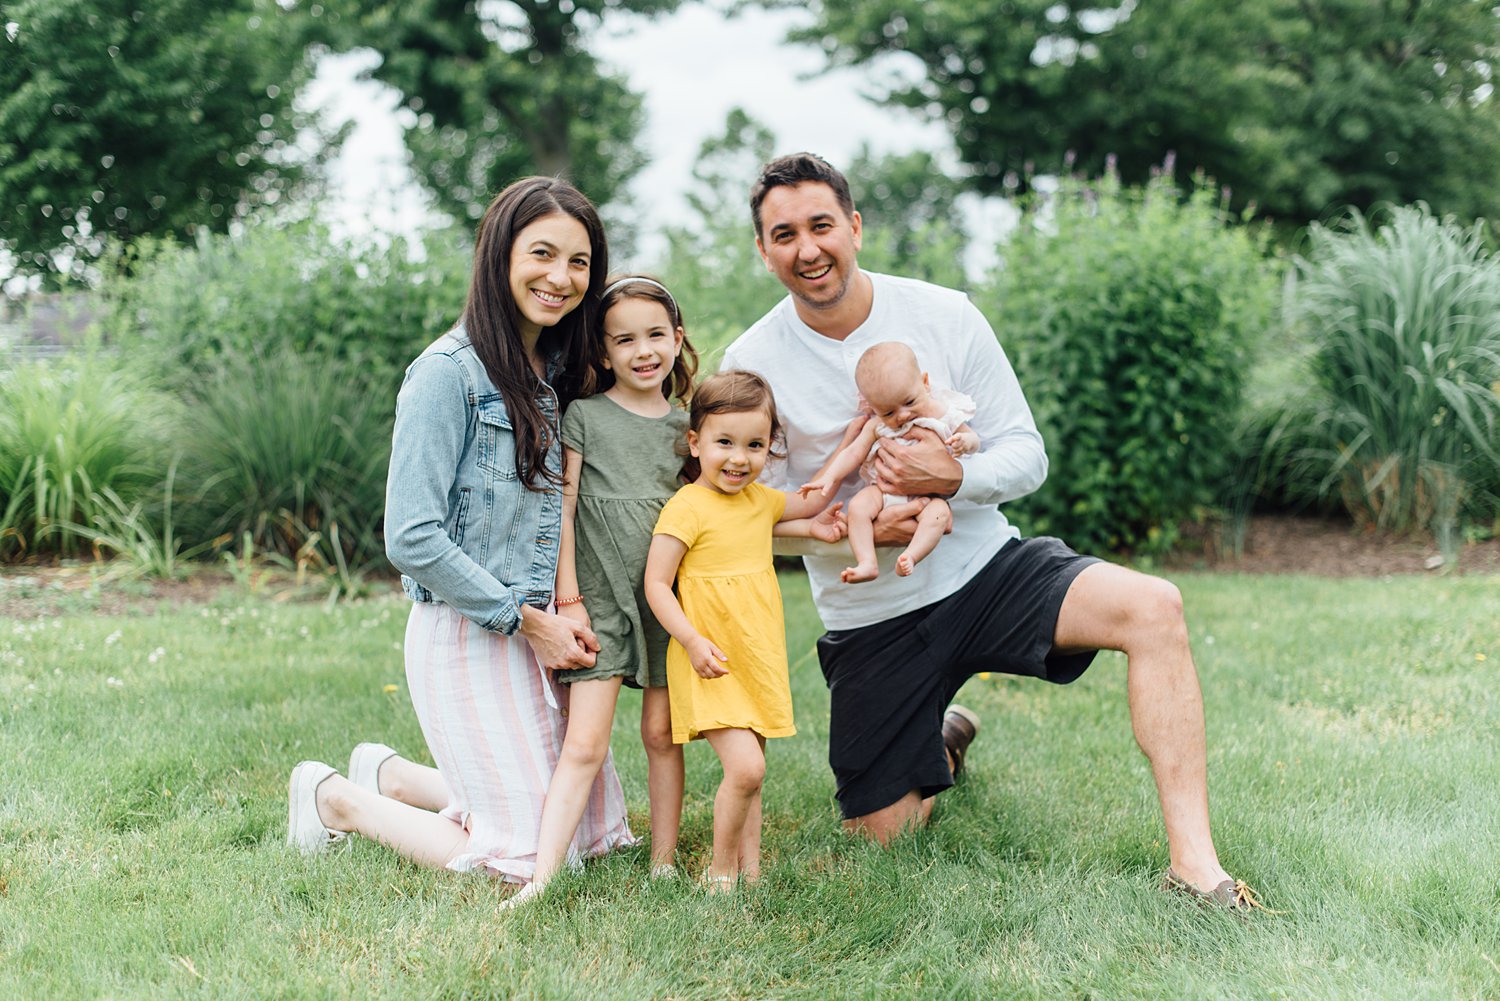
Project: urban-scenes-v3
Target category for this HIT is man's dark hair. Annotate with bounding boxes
[749,153,855,239]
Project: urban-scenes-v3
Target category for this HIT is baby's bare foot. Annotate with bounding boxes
[841,563,879,584]
[896,553,917,576]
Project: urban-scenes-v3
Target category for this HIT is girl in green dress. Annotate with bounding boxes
[505,276,699,907]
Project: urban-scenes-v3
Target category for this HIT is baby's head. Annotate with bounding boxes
[855,341,931,429]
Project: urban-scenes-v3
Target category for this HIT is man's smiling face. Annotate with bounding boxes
[755,181,863,314]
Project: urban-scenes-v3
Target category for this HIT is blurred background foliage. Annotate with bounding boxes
[3,1,1498,582]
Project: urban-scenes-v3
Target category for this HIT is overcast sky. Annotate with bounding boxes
[306,4,957,262]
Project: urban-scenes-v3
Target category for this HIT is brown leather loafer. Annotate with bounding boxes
[1162,868,1279,915]
[941,704,981,779]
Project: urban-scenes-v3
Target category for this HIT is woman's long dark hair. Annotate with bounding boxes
[463,177,608,489]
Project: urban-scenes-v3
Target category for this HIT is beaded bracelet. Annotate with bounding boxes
[554,594,585,606]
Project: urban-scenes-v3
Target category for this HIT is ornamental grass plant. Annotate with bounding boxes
[1283,206,1500,548]
[0,355,173,560]
[173,347,394,585]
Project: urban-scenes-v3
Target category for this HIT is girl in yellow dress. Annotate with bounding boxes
[644,370,844,888]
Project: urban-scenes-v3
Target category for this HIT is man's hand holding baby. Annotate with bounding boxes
[871,426,962,498]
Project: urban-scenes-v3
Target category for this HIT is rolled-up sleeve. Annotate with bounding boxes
[384,354,524,634]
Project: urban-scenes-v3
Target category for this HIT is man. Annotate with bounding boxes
[722,152,1257,909]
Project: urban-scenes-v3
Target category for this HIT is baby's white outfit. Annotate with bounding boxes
[859,386,978,503]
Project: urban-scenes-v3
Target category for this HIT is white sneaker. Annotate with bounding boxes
[287,761,345,855]
[348,742,397,796]
[498,880,547,911]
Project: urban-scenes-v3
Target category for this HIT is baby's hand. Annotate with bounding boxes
[686,635,729,679]
[946,430,981,456]
[798,476,835,500]
[809,501,846,543]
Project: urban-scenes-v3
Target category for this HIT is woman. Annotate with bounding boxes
[287,177,635,884]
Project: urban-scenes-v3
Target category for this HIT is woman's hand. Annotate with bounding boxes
[686,635,729,679]
[518,605,600,672]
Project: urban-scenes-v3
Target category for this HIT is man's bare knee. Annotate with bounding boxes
[842,791,929,845]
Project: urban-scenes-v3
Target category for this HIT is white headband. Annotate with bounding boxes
[601,277,678,317]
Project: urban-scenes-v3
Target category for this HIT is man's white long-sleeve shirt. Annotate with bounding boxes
[723,271,1048,630]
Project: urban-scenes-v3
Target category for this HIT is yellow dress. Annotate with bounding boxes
[653,482,797,743]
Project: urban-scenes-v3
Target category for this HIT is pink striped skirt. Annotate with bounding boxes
[404,602,636,882]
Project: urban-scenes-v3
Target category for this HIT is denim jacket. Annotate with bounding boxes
[384,327,563,635]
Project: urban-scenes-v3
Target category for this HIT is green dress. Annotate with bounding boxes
[556,394,689,688]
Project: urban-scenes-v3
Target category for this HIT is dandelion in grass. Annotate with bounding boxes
[382,684,399,694]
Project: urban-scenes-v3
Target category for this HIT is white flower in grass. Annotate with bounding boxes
[104,630,122,647]
[106,677,124,687]
[147,647,166,664]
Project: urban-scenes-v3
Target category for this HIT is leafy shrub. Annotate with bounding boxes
[1279,206,1500,544]
[981,171,1279,556]
[0,356,173,560]
[173,347,393,578]
[100,221,472,398]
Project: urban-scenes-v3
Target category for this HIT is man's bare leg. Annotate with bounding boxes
[1052,562,1232,892]
[842,743,959,843]
[843,791,933,844]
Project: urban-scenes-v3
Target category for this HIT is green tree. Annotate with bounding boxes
[788,0,1500,229]
[657,107,787,359]
[333,0,681,223]
[845,147,969,288]
[0,0,338,282]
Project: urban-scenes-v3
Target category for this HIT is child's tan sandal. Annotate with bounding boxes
[699,871,738,894]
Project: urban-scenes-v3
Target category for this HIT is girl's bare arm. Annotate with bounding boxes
[643,534,729,678]
[554,447,590,628]
[774,499,845,543]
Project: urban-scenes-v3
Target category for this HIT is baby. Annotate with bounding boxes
[799,341,980,583]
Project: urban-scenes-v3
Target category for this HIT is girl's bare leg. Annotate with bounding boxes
[736,734,766,881]
[841,485,886,584]
[641,686,684,870]
[315,774,470,869]
[529,677,625,890]
[373,754,451,813]
[895,498,952,576]
[702,727,766,888]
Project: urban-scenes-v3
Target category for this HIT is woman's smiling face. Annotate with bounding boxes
[507,212,593,340]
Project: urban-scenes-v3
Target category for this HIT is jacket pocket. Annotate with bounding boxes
[475,398,518,480]
[451,486,471,547]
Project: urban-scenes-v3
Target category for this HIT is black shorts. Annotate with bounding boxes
[816,536,1102,820]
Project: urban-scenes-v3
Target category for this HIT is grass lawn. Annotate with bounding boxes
[1,571,1497,999]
